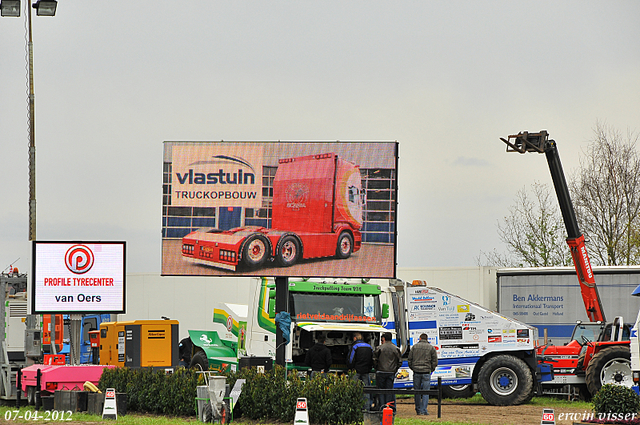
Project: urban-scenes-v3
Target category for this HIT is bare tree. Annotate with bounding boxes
[480,182,571,267]
[570,122,640,265]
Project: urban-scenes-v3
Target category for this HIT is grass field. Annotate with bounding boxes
[0,395,593,424]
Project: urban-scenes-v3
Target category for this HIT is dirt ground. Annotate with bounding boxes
[394,398,592,424]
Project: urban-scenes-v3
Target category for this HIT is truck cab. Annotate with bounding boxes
[284,279,387,369]
[191,278,390,373]
[181,153,364,271]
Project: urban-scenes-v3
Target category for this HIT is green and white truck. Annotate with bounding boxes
[188,277,552,406]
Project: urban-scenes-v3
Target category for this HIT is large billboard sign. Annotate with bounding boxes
[32,241,126,313]
[162,141,398,278]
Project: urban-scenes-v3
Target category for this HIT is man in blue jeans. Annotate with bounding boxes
[348,332,374,411]
[408,333,438,415]
[373,332,401,412]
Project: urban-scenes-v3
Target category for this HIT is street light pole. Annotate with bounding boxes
[2,0,57,240]
[28,2,36,241]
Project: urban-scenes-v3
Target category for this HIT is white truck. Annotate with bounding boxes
[190,277,552,406]
[386,279,550,405]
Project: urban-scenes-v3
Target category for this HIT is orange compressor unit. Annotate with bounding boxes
[99,320,179,369]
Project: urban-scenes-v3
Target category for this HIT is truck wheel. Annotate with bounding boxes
[242,235,269,268]
[277,235,300,267]
[335,232,353,259]
[477,355,533,406]
[442,384,475,398]
[190,350,209,371]
[585,345,631,396]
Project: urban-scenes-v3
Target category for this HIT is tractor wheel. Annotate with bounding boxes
[190,350,209,372]
[242,235,269,268]
[335,232,353,259]
[477,355,533,406]
[585,345,632,396]
[578,385,592,401]
[277,235,300,267]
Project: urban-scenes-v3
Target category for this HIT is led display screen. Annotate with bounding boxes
[32,241,126,313]
[162,141,398,278]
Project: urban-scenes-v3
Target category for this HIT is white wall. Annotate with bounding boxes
[114,268,499,340]
[114,274,251,340]
[397,267,498,310]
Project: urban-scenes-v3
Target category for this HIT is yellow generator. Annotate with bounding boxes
[99,320,179,369]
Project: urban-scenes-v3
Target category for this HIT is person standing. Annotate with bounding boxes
[408,333,438,415]
[348,332,374,410]
[373,332,401,412]
[305,335,332,378]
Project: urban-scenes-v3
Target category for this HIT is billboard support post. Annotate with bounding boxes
[69,314,82,365]
[275,276,288,366]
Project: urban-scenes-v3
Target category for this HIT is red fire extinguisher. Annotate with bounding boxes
[382,401,394,425]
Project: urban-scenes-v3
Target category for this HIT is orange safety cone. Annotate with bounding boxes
[382,401,394,425]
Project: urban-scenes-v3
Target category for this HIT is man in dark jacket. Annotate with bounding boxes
[305,335,332,377]
[373,332,401,411]
[348,332,373,410]
[408,333,438,415]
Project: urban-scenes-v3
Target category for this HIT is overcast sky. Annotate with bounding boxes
[1,1,639,275]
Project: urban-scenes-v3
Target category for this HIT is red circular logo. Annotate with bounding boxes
[65,245,94,274]
[226,316,233,332]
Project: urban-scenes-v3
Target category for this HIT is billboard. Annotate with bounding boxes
[32,241,126,313]
[162,141,398,278]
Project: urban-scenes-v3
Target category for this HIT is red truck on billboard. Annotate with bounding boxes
[181,153,363,271]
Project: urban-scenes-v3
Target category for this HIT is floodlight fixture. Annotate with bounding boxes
[32,0,56,16]
[0,0,21,17]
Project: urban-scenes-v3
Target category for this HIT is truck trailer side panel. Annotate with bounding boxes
[498,267,640,345]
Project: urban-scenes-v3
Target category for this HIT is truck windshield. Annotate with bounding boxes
[289,293,380,323]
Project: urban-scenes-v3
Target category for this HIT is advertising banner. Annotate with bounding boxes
[32,241,126,313]
[497,267,640,344]
[162,141,398,278]
[171,144,264,209]
[393,285,536,388]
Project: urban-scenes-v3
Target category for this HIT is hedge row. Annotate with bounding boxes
[226,366,364,424]
[99,365,364,423]
[98,367,201,416]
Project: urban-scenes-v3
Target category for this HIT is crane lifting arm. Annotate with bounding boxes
[501,131,606,323]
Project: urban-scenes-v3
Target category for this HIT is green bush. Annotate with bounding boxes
[100,365,364,423]
[226,366,363,424]
[99,367,201,416]
[592,384,640,417]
